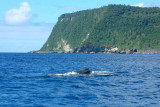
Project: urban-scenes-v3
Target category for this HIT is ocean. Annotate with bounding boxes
[0,53,160,107]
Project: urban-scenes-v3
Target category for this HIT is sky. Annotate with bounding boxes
[0,0,160,52]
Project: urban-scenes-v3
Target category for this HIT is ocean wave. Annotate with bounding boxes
[91,71,115,76]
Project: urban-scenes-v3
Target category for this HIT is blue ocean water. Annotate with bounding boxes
[0,53,160,107]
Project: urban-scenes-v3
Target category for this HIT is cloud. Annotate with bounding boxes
[5,2,32,24]
[134,3,145,7]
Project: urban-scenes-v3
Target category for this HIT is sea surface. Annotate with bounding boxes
[0,53,160,107]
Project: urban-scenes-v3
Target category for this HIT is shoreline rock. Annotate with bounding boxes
[29,46,160,54]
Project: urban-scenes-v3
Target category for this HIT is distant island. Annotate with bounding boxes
[31,5,160,54]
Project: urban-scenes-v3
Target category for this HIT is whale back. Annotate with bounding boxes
[76,69,92,74]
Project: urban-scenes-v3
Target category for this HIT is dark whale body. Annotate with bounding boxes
[76,69,92,74]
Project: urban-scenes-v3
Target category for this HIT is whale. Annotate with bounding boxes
[75,69,92,74]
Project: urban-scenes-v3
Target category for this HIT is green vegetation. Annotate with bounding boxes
[40,5,160,52]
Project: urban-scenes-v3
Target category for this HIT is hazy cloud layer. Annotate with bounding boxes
[134,2,160,7]
[57,6,80,11]
[0,23,54,52]
[5,2,32,24]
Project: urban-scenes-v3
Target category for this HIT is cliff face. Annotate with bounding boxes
[40,6,105,52]
[40,5,160,53]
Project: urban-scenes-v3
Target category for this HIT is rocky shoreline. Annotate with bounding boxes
[29,46,160,54]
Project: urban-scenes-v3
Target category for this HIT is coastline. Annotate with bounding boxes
[28,49,160,54]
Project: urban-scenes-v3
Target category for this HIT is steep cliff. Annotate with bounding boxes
[40,5,160,53]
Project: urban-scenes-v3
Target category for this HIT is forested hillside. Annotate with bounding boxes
[40,5,160,53]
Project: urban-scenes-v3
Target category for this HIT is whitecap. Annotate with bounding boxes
[54,71,78,76]
[91,71,115,76]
